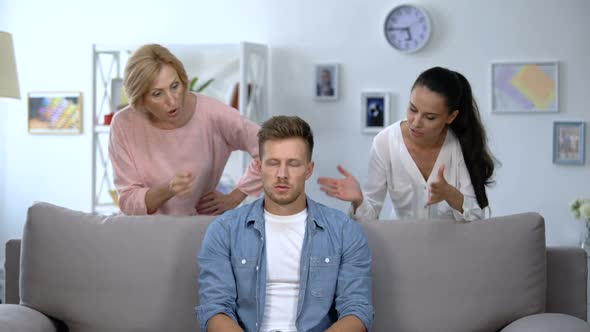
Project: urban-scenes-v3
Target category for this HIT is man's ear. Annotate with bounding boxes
[305,161,315,180]
[446,110,459,125]
[255,158,262,173]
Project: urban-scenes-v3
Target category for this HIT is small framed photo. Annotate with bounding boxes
[491,61,559,113]
[28,91,83,134]
[361,91,390,134]
[553,121,585,165]
[314,63,339,101]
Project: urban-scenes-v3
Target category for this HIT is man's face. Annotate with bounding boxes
[258,137,314,214]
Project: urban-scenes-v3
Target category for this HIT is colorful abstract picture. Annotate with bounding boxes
[491,61,558,113]
[553,121,585,165]
[28,92,82,134]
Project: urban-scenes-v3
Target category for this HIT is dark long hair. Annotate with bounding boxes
[412,67,496,209]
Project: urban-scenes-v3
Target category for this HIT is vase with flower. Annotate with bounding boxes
[570,198,590,254]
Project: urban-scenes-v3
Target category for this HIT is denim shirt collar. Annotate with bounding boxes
[245,195,326,230]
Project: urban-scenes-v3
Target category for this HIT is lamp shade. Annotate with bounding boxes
[0,31,20,99]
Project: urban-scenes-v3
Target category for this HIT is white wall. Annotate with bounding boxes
[1,0,589,263]
[265,0,590,247]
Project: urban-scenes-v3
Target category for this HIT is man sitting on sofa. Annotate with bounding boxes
[197,116,374,332]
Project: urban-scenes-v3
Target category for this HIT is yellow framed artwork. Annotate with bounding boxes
[28,91,83,134]
[490,61,558,113]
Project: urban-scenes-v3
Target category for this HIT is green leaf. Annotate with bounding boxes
[197,78,215,92]
[189,77,199,91]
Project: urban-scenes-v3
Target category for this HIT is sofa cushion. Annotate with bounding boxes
[361,212,546,332]
[500,313,590,331]
[20,202,215,332]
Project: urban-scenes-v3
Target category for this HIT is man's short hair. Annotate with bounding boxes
[258,116,314,161]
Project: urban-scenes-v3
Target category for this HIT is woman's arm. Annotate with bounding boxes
[195,103,262,215]
[109,115,151,215]
[350,135,390,221]
[426,159,484,221]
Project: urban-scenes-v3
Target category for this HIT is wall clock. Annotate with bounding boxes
[384,4,432,53]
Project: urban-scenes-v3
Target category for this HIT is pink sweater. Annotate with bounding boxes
[109,93,262,216]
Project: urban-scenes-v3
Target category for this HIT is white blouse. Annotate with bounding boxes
[352,120,485,222]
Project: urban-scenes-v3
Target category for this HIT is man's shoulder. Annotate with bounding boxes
[307,198,353,226]
[308,198,368,247]
[213,198,263,227]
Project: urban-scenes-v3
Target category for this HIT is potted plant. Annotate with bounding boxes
[189,76,214,93]
[570,198,590,251]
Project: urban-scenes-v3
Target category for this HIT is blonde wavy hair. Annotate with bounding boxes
[123,44,189,113]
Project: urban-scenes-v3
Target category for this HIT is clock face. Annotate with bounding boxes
[384,5,431,53]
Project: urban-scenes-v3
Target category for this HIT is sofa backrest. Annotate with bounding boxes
[19,203,549,332]
[20,202,215,332]
[361,213,547,332]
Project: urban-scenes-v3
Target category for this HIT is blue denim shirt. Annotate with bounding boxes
[196,196,374,332]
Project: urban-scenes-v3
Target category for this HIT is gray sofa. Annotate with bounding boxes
[0,202,589,332]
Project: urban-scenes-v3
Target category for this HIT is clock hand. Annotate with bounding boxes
[405,28,412,41]
[388,27,412,40]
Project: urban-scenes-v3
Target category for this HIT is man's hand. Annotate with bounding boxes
[326,315,367,332]
[207,314,244,332]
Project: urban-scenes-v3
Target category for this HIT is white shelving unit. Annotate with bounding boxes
[587,255,590,321]
[92,42,269,214]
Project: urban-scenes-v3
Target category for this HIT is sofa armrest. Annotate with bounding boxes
[0,304,58,332]
[546,246,587,320]
[500,313,590,331]
[4,239,21,305]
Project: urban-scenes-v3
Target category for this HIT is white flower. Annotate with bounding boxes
[571,199,582,210]
[580,202,590,220]
[570,198,590,220]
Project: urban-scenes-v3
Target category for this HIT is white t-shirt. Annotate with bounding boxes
[259,209,307,332]
[352,120,485,222]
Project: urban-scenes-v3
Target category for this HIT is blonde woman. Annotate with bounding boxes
[109,44,261,216]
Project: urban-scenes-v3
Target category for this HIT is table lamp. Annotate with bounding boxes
[0,31,20,100]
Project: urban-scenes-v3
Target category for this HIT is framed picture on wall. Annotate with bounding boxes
[553,121,585,165]
[28,91,83,134]
[491,61,559,113]
[314,63,339,101]
[361,91,390,134]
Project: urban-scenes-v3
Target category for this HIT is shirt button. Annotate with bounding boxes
[256,266,259,271]
[325,257,330,263]
[241,259,246,264]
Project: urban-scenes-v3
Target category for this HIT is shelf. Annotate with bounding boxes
[93,204,120,216]
[95,125,111,133]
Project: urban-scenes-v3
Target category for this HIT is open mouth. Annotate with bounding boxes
[167,108,178,117]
